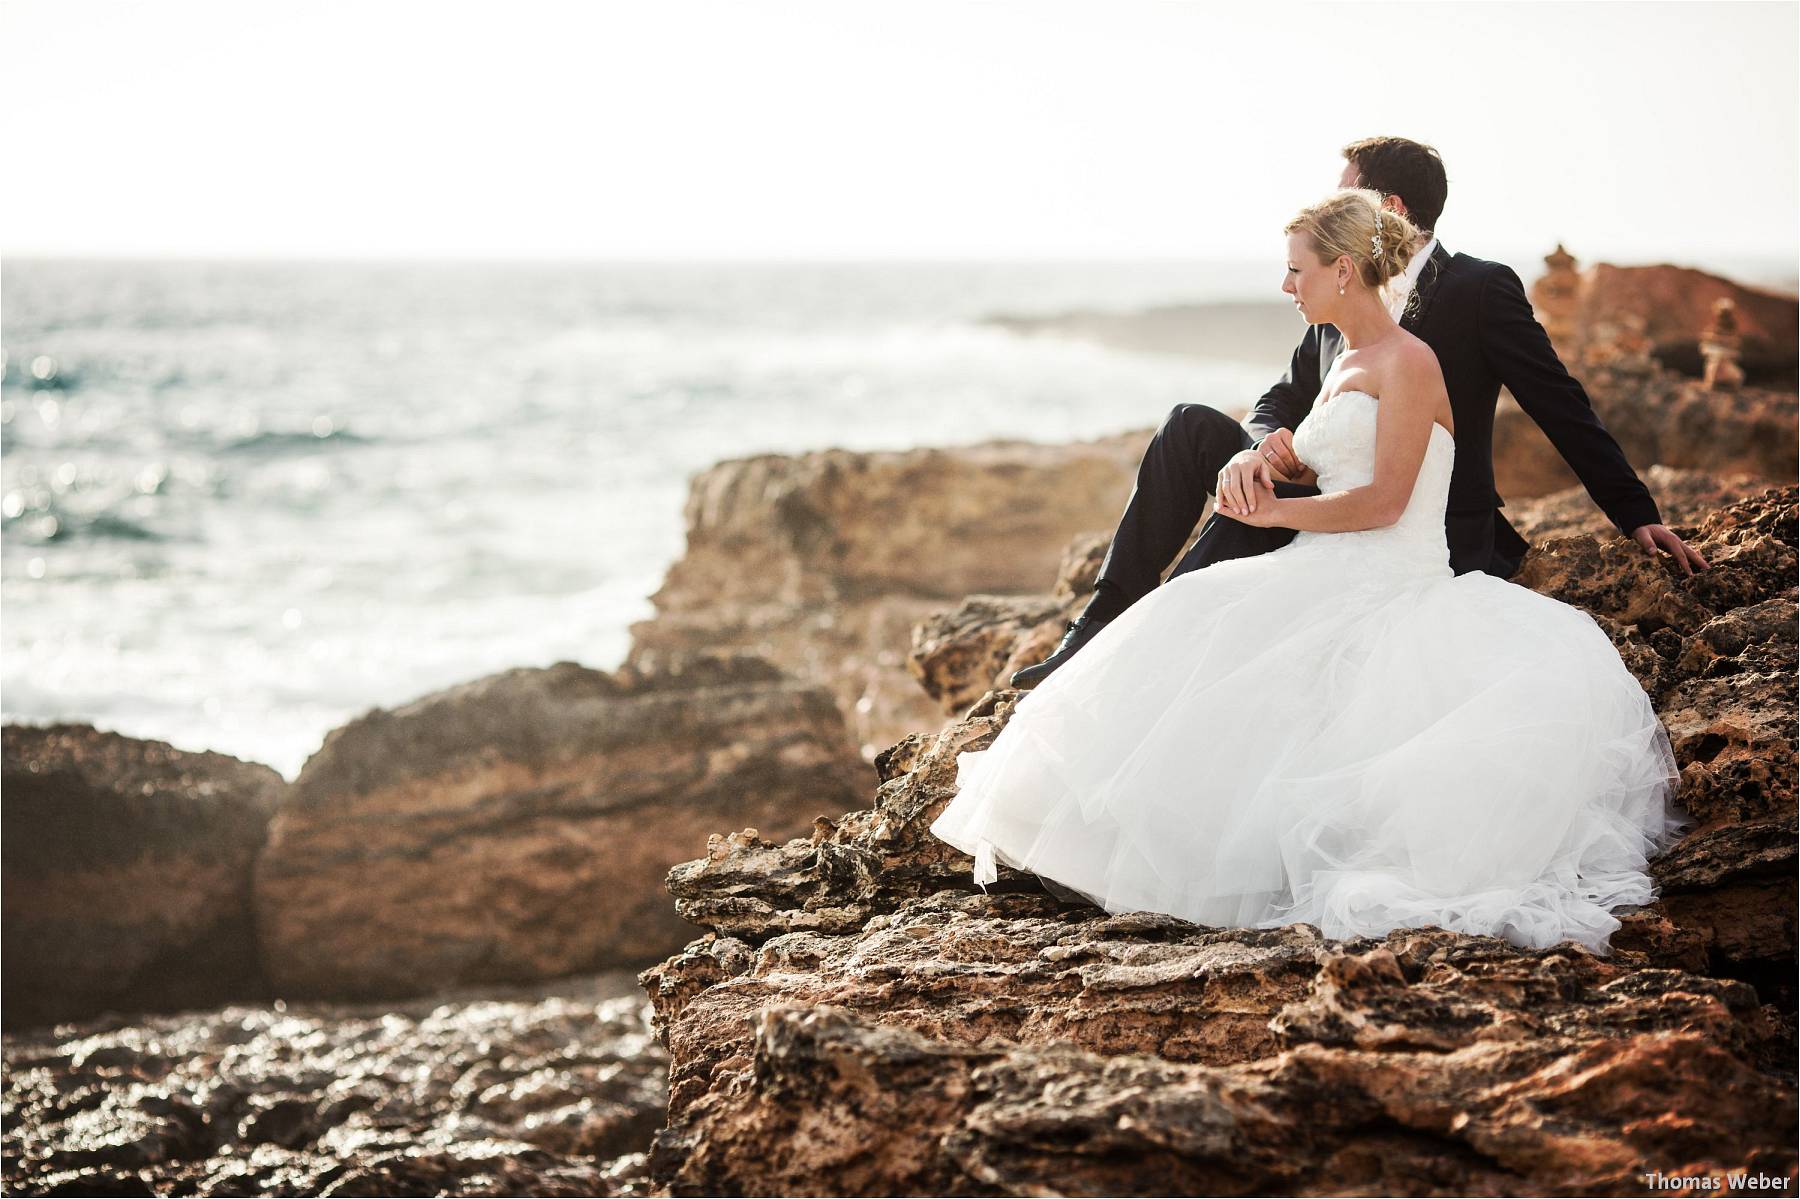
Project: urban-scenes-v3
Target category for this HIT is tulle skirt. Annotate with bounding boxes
[929,538,1692,956]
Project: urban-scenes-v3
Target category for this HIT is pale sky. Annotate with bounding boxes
[3,0,1796,265]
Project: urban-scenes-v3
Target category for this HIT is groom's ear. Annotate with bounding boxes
[1383,194,1411,220]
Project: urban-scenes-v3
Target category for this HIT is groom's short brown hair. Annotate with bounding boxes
[1342,137,1448,232]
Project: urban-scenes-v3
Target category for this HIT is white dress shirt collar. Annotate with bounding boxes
[1387,235,1440,321]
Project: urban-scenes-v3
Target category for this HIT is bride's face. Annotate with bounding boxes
[1283,231,1342,325]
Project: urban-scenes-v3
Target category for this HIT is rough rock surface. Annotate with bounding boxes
[1,724,284,1029]
[640,487,1798,1196]
[1,973,664,1197]
[650,965,1790,1197]
[624,436,1152,759]
[254,654,869,1002]
[1507,465,1768,541]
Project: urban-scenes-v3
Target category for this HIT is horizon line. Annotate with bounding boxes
[8,247,1796,267]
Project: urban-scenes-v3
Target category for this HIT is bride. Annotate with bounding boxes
[929,188,1692,956]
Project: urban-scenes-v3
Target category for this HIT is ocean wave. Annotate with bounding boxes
[0,352,79,390]
[2,505,167,544]
[219,427,371,455]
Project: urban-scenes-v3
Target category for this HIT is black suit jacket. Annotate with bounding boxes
[1245,241,1662,578]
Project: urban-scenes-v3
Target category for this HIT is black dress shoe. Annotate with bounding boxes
[1009,613,1111,689]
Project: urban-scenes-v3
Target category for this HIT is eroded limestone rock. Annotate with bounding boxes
[644,934,1793,1196]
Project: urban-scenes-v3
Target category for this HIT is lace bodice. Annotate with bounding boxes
[1286,390,1455,576]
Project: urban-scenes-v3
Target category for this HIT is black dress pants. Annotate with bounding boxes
[1094,403,1321,605]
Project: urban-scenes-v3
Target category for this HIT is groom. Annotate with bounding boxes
[1014,135,1709,689]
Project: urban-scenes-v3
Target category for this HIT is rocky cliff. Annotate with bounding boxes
[638,486,1798,1196]
[625,436,1154,759]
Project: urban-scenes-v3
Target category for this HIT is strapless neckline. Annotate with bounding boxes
[1317,389,1454,444]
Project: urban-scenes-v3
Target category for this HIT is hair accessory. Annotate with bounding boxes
[1370,209,1383,259]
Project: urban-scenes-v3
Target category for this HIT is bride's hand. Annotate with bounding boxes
[1216,449,1275,517]
[1219,473,1286,526]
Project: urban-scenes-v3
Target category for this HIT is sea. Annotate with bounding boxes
[2,257,1309,780]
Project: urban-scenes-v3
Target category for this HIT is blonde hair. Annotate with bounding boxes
[1286,187,1425,307]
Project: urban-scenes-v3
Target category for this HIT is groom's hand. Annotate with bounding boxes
[1631,523,1709,576]
[1254,429,1304,477]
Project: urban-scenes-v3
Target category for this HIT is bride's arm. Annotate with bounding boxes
[1239,348,1446,533]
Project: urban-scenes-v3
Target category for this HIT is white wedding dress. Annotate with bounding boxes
[930,390,1691,955]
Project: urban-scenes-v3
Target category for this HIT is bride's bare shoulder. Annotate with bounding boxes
[1367,337,1447,417]
[1388,334,1447,389]
[1390,328,1436,364]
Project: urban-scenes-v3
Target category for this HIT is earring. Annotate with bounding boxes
[1338,284,1345,295]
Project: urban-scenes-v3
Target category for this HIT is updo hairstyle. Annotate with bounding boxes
[1285,187,1424,295]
